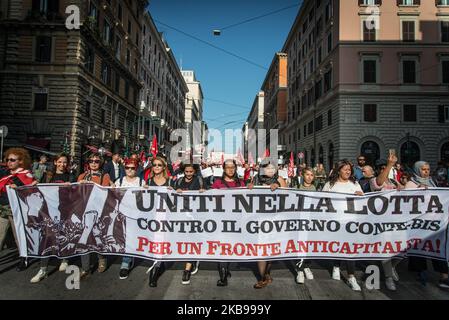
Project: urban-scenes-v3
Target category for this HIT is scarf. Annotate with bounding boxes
[411,161,436,187]
[0,168,34,194]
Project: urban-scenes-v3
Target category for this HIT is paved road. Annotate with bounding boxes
[0,248,448,300]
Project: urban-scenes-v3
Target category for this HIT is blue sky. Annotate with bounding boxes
[148,0,301,135]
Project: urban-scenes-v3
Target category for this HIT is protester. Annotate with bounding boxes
[405,161,449,289]
[353,155,366,182]
[30,153,74,283]
[314,163,327,191]
[369,155,402,291]
[77,153,112,279]
[248,161,287,289]
[174,163,205,285]
[294,167,316,284]
[103,151,125,183]
[114,158,145,280]
[434,161,448,187]
[146,156,173,287]
[0,148,37,271]
[322,159,363,291]
[211,159,246,287]
[32,155,50,183]
[359,165,375,193]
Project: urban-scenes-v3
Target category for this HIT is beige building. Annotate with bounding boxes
[280,0,449,170]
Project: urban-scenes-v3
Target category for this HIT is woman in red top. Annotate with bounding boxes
[0,148,37,271]
[211,159,245,286]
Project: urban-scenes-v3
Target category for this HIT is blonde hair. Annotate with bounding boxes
[150,156,168,179]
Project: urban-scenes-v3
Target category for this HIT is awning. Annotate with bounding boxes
[26,138,50,149]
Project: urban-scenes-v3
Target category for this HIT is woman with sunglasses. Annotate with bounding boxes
[77,153,112,279]
[114,158,145,280]
[322,159,363,291]
[211,159,246,287]
[146,156,174,287]
[174,163,206,285]
[247,161,287,289]
[30,153,75,283]
[0,148,37,271]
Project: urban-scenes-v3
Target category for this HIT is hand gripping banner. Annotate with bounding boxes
[7,184,449,262]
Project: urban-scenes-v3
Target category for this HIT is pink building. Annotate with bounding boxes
[281,0,449,170]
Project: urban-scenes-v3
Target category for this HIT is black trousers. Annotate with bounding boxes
[408,256,448,274]
[334,260,356,274]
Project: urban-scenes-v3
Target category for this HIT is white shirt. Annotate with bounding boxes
[113,161,120,179]
[322,180,363,194]
[115,176,141,187]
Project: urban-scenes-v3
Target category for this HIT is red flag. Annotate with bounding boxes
[150,135,158,158]
[237,148,245,165]
[248,152,255,166]
[288,152,295,177]
[139,151,147,164]
[264,148,270,158]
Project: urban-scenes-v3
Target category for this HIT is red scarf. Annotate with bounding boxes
[0,169,35,194]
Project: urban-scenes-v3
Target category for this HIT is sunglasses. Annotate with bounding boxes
[358,159,366,161]
[125,166,136,170]
[6,158,19,163]
[153,163,164,167]
[88,160,101,164]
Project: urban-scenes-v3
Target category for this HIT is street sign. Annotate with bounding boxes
[0,125,8,138]
[298,152,304,159]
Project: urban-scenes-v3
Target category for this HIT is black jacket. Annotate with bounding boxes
[103,161,125,183]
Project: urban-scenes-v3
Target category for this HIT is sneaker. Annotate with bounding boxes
[16,258,28,272]
[119,268,130,280]
[332,267,341,280]
[80,270,90,281]
[191,262,199,275]
[385,277,397,291]
[438,278,449,289]
[304,268,314,280]
[30,268,47,283]
[59,260,68,272]
[97,258,107,273]
[296,271,305,284]
[392,266,400,282]
[348,277,361,291]
[182,270,191,285]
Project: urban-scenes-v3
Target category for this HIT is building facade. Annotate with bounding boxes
[243,91,265,161]
[280,0,449,170]
[0,0,188,163]
[139,11,187,157]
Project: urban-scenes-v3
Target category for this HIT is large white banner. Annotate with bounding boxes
[7,184,449,261]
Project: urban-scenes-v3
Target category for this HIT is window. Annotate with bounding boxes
[399,0,419,5]
[128,19,132,34]
[35,36,52,62]
[115,73,120,93]
[438,105,449,123]
[359,0,381,4]
[327,32,333,53]
[34,92,48,111]
[125,81,130,100]
[324,69,332,91]
[442,21,449,42]
[443,60,449,84]
[85,46,94,73]
[308,121,314,135]
[403,104,417,122]
[101,61,110,86]
[101,109,106,123]
[315,115,323,132]
[437,0,449,5]
[118,4,122,22]
[318,46,322,64]
[115,36,121,60]
[89,2,99,26]
[304,125,307,137]
[126,49,130,66]
[327,109,332,126]
[85,100,91,118]
[402,21,415,42]
[363,60,377,83]
[403,60,416,84]
[364,104,377,122]
[363,21,376,42]
[325,2,332,22]
[103,19,111,44]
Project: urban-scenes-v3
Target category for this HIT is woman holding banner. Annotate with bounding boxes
[0,148,37,271]
[174,163,206,285]
[405,161,449,289]
[115,158,145,280]
[248,161,287,289]
[322,159,363,291]
[211,159,246,286]
[146,156,174,287]
[77,153,112,279]
[30,153,75,283]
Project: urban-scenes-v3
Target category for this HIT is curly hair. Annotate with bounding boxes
[4,148,32,169]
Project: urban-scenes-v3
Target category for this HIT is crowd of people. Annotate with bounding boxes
[1,147,449,292]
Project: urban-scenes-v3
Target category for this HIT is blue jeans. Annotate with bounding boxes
[121,257,134,270]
